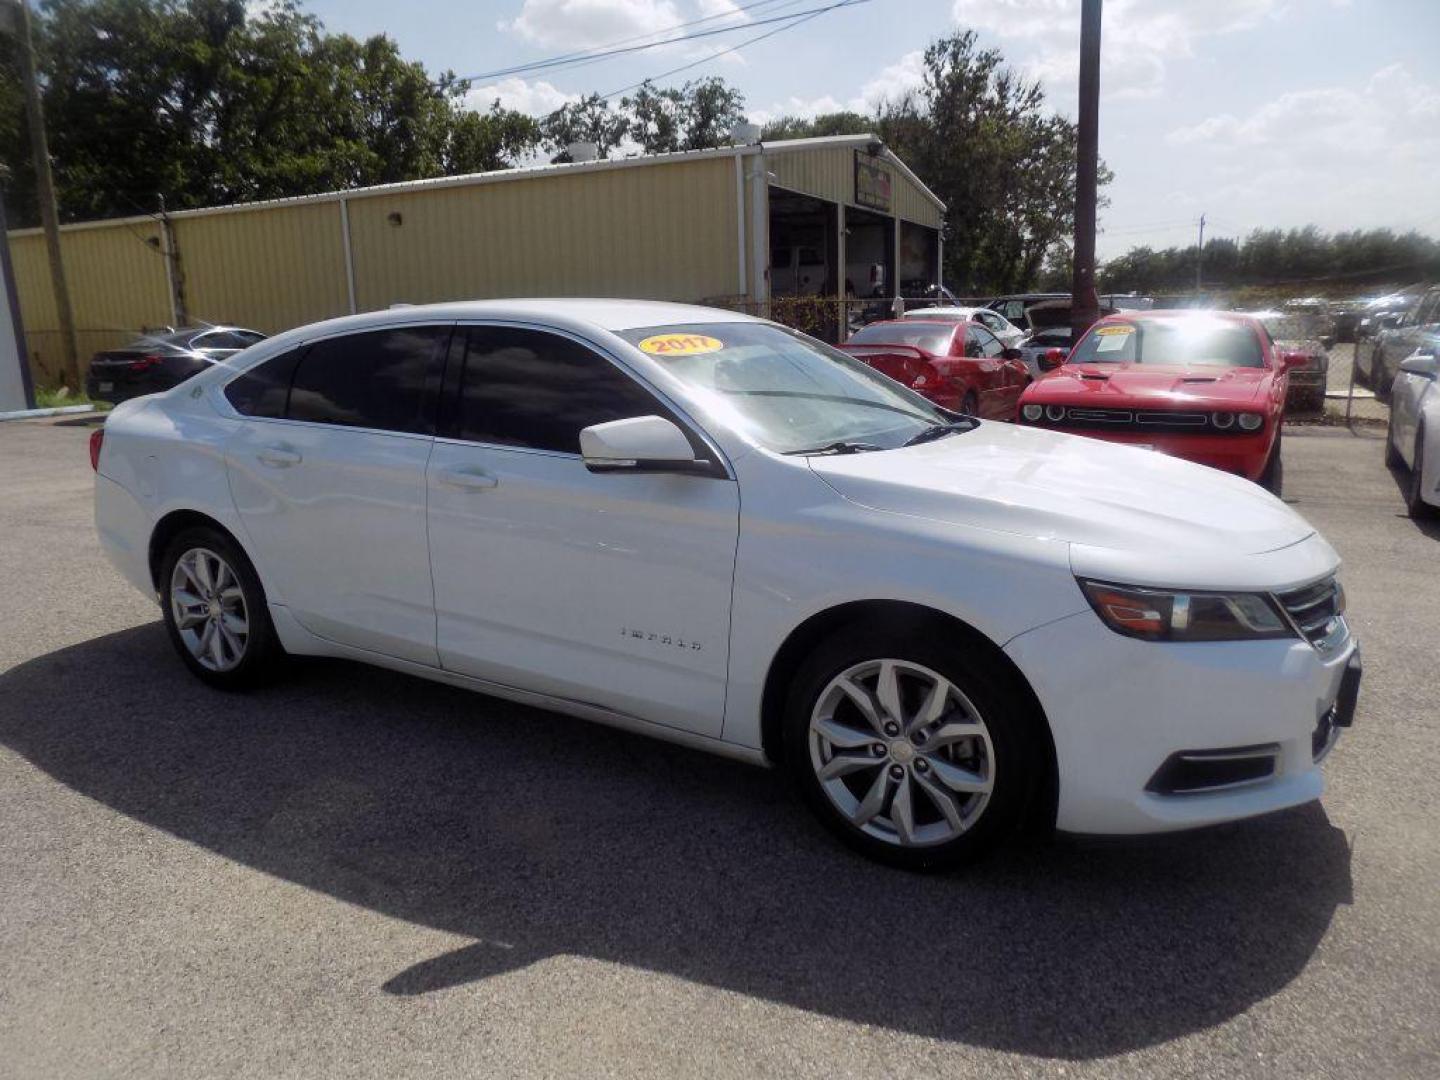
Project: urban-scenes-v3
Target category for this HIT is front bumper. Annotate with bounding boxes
[1025,427,1273,481]
[1004,608,1357,835]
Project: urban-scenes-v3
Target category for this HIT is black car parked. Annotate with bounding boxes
[86,326,266,404]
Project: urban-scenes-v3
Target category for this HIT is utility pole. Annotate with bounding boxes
[8,0,80,391]
[158,195,188,327]
[1070,0,1102,343]
[1195,212,1206,293]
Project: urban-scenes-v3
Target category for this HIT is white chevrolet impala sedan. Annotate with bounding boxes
[92,300,1361,869]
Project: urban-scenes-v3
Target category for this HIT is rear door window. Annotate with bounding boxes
[452,326,676,454]
[224,347,305,419]
[286,326,449,434]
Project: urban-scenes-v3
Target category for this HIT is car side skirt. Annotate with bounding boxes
[267,603,772,769]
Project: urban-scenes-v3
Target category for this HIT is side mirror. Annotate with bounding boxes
[1038,348,1067,372]
[1001,347,1024,361]
[580,415,720,476]
[1278,349,1310,372]
[1399,353,1439,379]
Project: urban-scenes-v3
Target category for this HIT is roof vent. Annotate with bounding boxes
[731,121,761,145]
[567,141,598,163]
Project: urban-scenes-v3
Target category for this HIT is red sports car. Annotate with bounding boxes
[1016,311,1304,492]
[838,319,1029,419]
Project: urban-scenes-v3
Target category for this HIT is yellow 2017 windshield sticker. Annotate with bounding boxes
[1095,325,1134,335]
[637,333,725,357]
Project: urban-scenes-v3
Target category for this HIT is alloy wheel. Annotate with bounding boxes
[808,658,994,847]
[170,547,249,672]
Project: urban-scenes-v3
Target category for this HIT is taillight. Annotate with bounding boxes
[89,428,104,472]
[129,354,163,372]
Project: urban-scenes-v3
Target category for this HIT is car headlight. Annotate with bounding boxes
[1022,403,1043,421]
[1078,580,1294,642]
[1237,412,1264,431]
[1044,404,1066,422]
[1211,411,1235,429]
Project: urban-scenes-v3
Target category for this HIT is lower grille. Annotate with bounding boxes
[1146,744,1281,795]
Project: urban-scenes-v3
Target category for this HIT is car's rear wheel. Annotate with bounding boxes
[160,526,282,689]
[1407,423,1437,520]
[782,623,1039,870]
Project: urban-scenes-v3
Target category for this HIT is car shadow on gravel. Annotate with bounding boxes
[0,624,1353,1060]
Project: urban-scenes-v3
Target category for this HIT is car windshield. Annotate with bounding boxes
[616,322,951,454]
[1071,318,1264,367]
[845,322,955,354]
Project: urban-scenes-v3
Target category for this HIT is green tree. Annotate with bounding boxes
[0,0,541,225]
[877,30,1110,294]
[540,93,629,161]
[760,111,871,141]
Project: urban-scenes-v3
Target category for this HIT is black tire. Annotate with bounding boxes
[159,525,284,690]
[1407,424,1438,520]
[781,620,1043,871]
[1385,409,1403,469]
[961,391,978,416]
[1260,433,1284,496]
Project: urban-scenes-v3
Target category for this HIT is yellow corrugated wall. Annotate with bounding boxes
[8,222,172,386]
[347,157,740,310]
[174,200,350,334]
[768,146,943,228]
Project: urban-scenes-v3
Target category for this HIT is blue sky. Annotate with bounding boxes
[298,0,1440,261]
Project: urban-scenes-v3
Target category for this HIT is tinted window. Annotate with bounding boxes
[456,327,671,454]
[194,331,253,350]
[966,327,1004,358]
[287,326,447,434]
[1071,318,1263,367]
[1035,330,1071,348]
[224,347,304,418]
[847,322,956,354]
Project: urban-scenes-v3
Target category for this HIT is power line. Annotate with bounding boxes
[453,0,851,85]
[603,0,873,99]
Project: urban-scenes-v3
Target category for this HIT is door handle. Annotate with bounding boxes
[256,445,302,468]
[437,467,498,491]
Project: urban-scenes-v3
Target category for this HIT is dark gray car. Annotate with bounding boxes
[86,326,266,405]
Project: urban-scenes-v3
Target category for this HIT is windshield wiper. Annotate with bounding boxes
[785,440,885,456]
[901,418,980,447]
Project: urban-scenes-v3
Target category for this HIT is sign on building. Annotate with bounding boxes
[854,152,893,214]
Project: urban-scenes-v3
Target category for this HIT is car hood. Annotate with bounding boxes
[1026,363,1270,407]
[808,421,1313,557]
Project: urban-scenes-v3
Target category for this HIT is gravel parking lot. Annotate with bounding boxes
[1,417,1436,1079]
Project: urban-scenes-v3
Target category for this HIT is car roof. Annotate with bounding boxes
[1100,309,1260,327]
[903,306,978,318]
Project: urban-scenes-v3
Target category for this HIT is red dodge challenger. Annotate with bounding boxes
[1016,310,1304,492]
[838,319,1030,419]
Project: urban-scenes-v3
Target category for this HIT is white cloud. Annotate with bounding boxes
[464,76,578,116]
[950,0,1295,101]
[748,49,924,125]
[500,0,752,54]
[1160,64,1440,235]
[502,0,683,48]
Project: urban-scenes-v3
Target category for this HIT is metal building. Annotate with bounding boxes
[4,134,945,387]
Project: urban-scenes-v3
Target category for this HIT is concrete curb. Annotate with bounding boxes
[0,404,100,422]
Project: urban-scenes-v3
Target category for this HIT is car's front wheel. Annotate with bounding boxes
[782,623,1040,870]
[159,526,283,689]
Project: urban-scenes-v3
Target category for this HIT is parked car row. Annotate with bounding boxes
[841,310,1300,495]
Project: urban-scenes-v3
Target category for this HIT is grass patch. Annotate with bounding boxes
[33,385,109,411]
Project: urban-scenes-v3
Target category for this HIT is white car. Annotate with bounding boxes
[92,300,1361,870]
[902,306,1026,349]
[1386,343,1440,518]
